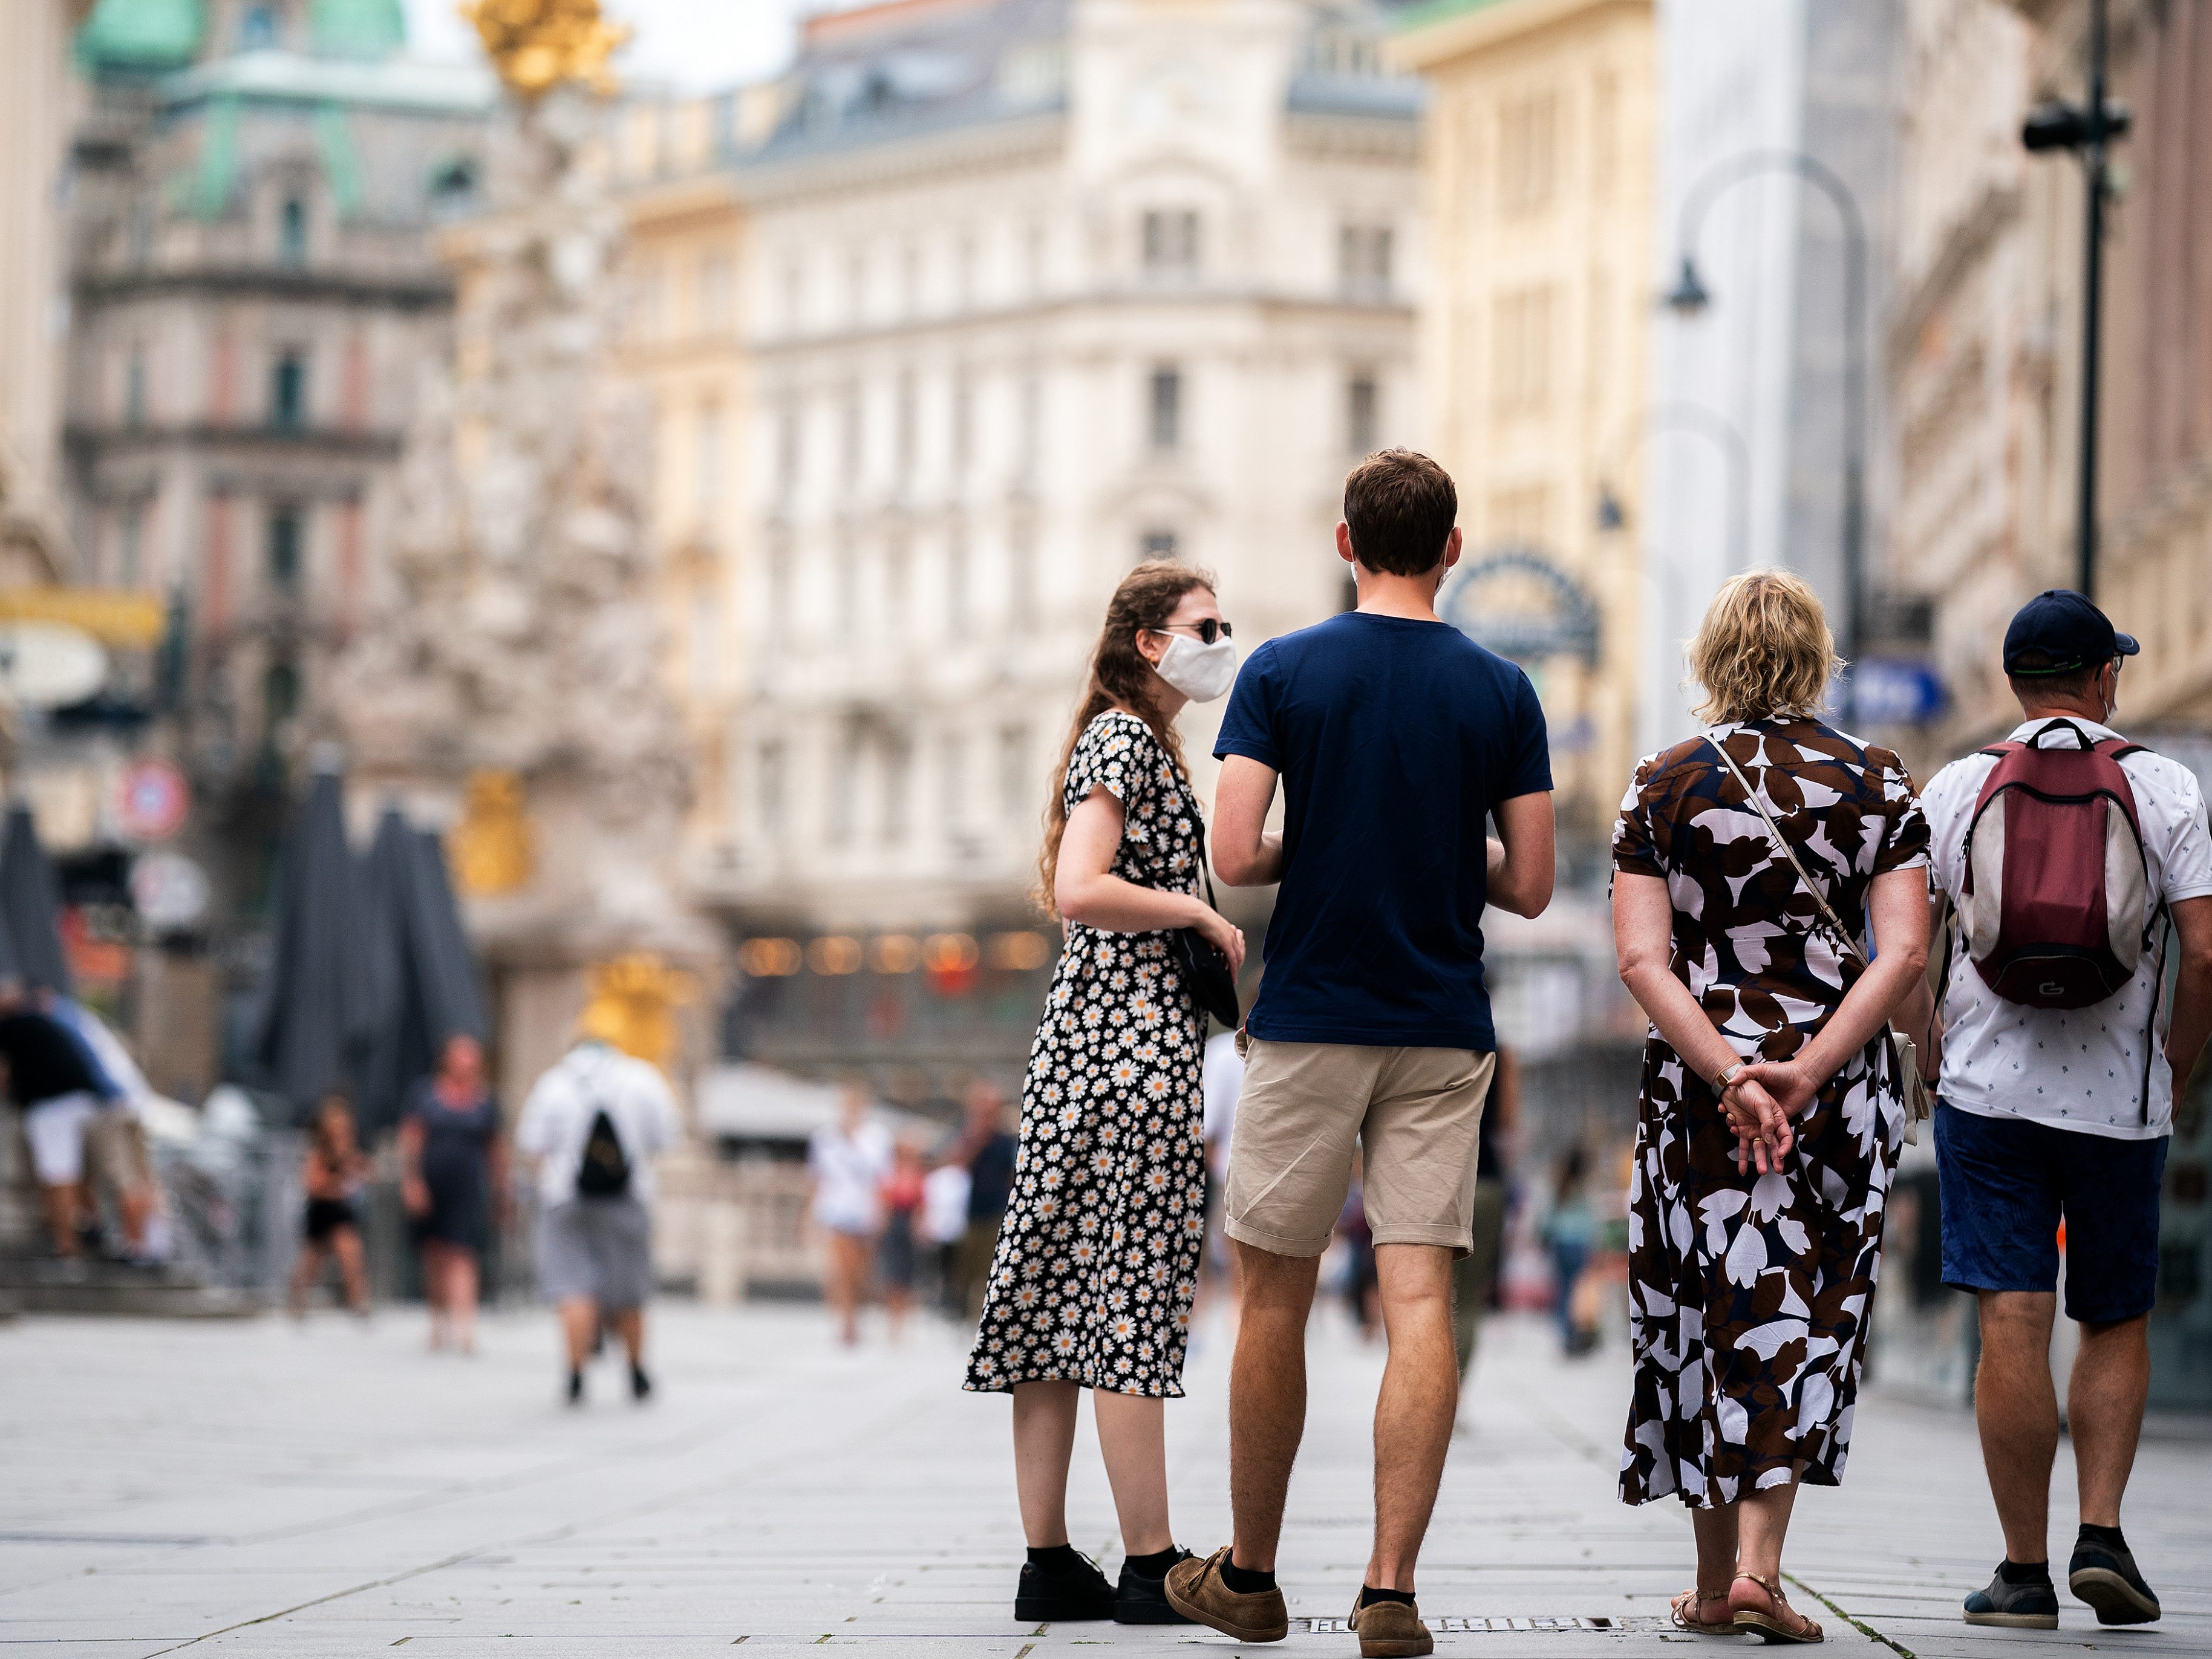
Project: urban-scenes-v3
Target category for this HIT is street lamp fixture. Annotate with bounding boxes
[1662,257,1710,317]
[2017,0,2130,602]
[1664,148,1868,717]
[1595,487,1626,533]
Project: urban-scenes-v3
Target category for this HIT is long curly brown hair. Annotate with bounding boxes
[1036,561,1216,913]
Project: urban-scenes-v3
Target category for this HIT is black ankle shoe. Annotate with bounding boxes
[1014,1551,1115,1622]
[2069,1535,2159,1625]
[1114,1546,1195,1624]
[566,1369,584,1406]
[1963,1563,2057,1629]
[630,1366,652,1402]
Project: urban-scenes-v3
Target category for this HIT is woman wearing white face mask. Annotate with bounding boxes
[963,560,1245,1627]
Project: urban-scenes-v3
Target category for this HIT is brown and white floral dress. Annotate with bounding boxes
[1612,718,1930,1508]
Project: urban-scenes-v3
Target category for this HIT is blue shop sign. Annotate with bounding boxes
[1852,659,1947,725]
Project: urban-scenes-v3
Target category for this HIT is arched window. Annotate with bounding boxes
[279,197,307,264]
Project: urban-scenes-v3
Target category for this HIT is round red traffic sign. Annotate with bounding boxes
[115,758,190,842]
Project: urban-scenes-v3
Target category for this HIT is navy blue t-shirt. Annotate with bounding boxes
[1213,612,1551,1051]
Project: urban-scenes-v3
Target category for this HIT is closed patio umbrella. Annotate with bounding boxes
[0,804,71,996]
[355,810,486,1133]
[247,766,376,1118]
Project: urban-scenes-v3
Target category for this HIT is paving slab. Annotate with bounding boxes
[1,1299,2204,1656]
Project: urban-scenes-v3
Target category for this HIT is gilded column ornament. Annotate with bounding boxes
[460,0,629,100]
[579,953,696,1074]
[449,769,534,896]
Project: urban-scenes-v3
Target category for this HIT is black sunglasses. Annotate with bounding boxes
[1153,619,1233,645]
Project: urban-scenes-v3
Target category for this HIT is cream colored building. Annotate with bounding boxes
[613,0,1426,1081]
[0,1,85,582]
[1885,0,2212,773]
[1393,0,1653,844]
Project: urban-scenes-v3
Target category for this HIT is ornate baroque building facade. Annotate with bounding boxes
[614,0,1426,1084]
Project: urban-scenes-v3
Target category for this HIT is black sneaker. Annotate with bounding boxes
[630,1366,653,1402]
[566,1369,584,1407]
[2069,1534,2160,1625]
[1114,1547,1196,1624]
[1963,1563,2058,1629]
[1014,1550,1116,1622]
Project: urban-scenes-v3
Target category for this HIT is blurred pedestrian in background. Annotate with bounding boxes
[921,1148,972,1318]
[399,1033,504,1355]
[878,1138,927,1343]
[290,1094,370,1318]
[517,1012,680,1405]
[965,562,1240,1625]
[1453,1047,1518,1380]
[1540,1143,1596,1357]
[807,1084,890,1346]
[1335,1152,1378,1341]
[948,1080,1016,1322]
[53,995,163,1264]
[1612,570,1932,1640]
[1,991,125,1266]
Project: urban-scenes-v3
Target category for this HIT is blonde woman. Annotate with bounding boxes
[1611,571,1934,1642]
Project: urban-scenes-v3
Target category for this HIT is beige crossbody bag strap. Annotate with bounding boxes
[1706,732,1933,1141]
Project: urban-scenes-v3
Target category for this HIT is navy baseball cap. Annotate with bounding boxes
[2002,589,2139,676]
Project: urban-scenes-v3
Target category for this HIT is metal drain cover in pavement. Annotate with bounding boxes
[1295,1617,1667,1634]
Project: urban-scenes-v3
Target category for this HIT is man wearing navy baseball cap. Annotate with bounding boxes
[1919,589,2212,1631]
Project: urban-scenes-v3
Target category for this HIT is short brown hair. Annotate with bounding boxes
[2006,650,2102,705]
[1343,449,1458,576]
[1687,569,1841,723]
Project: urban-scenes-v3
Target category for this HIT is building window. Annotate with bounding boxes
[781,259,805,333]
[1019,370,1042,478]
[1491,286,1554,419]
[118,501,144,587]
[957,233,979,308]
[1148,365,1181,452]
[1338,224,1392,298]
[271,351,306,429]
[1141,528,1178,561]
[882,734,912,844]
[279,197,307,266]
[1347,373,1378,453]
[694,402,723,515]
[900,242,922,317]
[940,731,967,836]
[1025,221,1046,296]
[263,657,299,728]
[699,252,732,332]
[830,723,860,844]
[267,506,304,589]
[757,740,785,836]
[124,349,146,426]
[885,537,910,619]
[766,538,792,633]
[776,398,802,501]
[841,382,863,480]
[846,248,866,323]
[1142,209,1201,278]
[895,368,916,480]
[946,528,968,629]
[950,366,972,475]
[837,546,860,636]
[1499,91,1559,216]
[1009,518,1037,624]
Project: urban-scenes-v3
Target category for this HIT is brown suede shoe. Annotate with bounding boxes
[1349,1592,1433,1658]
[1163,1545,1290,1643]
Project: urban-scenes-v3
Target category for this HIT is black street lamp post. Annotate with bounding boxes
[2021,0,2130,602]
[1664,149,1867,715]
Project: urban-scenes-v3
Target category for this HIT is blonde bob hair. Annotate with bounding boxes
[1686,569,1843,723]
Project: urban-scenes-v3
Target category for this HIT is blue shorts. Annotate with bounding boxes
[1935,1101,2167,1325]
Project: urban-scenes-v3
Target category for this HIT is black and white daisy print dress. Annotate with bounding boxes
[964,709,1209,1398]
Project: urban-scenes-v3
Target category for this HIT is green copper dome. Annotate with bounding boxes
[312,0,406,59]
[76,0,206,71]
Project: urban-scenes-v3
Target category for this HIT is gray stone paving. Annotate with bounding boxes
[2,1299,2205,1657]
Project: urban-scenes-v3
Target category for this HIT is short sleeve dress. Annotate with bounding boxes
[963,709,1209,1398]
[404,1080,501,1254]
[1612,717,1930,1509]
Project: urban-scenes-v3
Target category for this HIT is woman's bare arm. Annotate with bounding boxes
[1056,787,1245,975]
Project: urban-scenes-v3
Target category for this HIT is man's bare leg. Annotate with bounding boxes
[1975,1291,2058,1564]
[1228,1241,1319,1573]
[1366,1243,1457,1592]
[2069,1315,2149,1529]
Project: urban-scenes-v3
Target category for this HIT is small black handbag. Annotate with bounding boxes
[1160,863,1242,1029]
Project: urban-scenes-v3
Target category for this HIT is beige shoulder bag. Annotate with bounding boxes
[1706,734,1934,1145]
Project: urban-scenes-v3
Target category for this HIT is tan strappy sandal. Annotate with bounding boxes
[1670,1588,1735,1633]
[1732,1574,1823,1644]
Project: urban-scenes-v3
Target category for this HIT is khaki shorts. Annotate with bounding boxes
[1224,1037,1495,1259]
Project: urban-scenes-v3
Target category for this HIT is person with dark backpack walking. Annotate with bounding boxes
[1920,591,2212,1631]
[516,1008,681,1406]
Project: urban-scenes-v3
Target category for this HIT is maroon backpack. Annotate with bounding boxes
[1958,719,2154,1008]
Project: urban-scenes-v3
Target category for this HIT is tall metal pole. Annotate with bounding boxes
[2076,0,2108,601]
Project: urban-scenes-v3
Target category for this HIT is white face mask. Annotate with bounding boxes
[1152,631,1238,702]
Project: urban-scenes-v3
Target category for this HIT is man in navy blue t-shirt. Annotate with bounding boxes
[1166,449,1554,1651]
